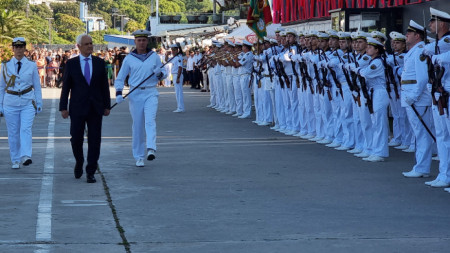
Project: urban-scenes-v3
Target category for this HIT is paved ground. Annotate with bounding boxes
[0,86,450,253]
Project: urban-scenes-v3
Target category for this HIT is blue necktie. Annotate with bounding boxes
[17,61,21,74]
[84,58,90,85]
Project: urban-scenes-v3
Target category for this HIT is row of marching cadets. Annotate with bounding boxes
[203,6,450,192]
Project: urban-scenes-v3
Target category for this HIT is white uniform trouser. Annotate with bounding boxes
[263,78,273,123]
[174,75,184,111]
[4,103,35,163]
[222,73,229,110]
[405,105,433,174]
[297,86,307,134]
[353,99,364,151]
[253,76,261,122]
[322,88,333,140]
[358,95,374,155]
[313,88,323,138]
[339,85,354,148]
[288,77,299,131]
[432,105,450,183]
[240,74,252,116]
[389,91,403,144]
[227,74,235,112]
[331,88,343,144]
[215,73,225,109]
[129,88,158,161]
[282,82,293,130]
[208,69,216,106]
[233,75,242,114]
[370,89,390,157]
[164,74,172,87]
[305,87,316,135]
[275,80,286,129]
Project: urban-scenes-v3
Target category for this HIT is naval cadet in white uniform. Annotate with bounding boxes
[0,37,42,169]
[114,30,167,167]
[170,43,185,113]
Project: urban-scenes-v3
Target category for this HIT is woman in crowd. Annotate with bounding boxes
[36,54,46,87]
[104,52,114,86]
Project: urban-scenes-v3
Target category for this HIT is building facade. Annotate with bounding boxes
[272,0,450,34]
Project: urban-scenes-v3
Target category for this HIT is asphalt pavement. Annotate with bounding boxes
[0,86,450,253]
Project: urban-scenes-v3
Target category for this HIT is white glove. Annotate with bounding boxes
[426,83,432,92]
[116,95,124,104]
[404,96,415,106]
[422,48,434,57]
[432,55,442,65]
[434,92,441,101]
[352,91,359,97]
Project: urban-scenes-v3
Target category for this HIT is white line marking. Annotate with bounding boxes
[35,95,56,245]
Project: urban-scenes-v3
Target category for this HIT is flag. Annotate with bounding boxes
[247,0,273,40]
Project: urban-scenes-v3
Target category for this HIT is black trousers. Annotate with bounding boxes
[70,106,103,175]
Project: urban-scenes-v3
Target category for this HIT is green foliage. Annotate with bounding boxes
[54,13,85,43]
[0,0,27,11]
[89,28,120,44]
[116,0,150,25]
[51,2,79,17]
[124,20,143,33]
[27,15,50,44]
[0,10,37,45]
[184,0,213,13]
[30,4,52,19]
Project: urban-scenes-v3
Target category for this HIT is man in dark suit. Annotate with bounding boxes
[59,34,111,183]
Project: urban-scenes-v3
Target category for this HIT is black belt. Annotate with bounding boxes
[6,86,33,96]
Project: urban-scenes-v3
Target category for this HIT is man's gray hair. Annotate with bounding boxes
[76,33,92,46]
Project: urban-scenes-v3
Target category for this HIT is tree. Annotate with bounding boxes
[51,2,79,18]
[30,4,52,19]
[184,0,213,12]
[124,20,143,33]
[0,0,27,12]
[0,10,37,45]
[89,28,121,44]
[54,13,85,43]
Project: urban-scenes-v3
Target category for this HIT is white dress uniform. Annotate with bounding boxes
[401,34,433,176]
[0,39,42,167]
[170,49,184,112]
[424,7,450,186]
[114,46,167,163]
[357,53,390,160]
[238,43,254,118]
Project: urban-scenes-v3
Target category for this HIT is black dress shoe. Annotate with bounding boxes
[86,174,96,183]
[23,159,32,166]
[74,163,83,179]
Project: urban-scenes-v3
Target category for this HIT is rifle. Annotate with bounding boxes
[265,52,273,82]
[248,67,256,88]
[289,44,301,89]
[270,45,285,89]
[356,56,374,114]
[381,53,392,100]
[298,50,313,93]
[277,47,291,89]
[349,51,362,107]
[312,50,323,95]
[324,49,342,100]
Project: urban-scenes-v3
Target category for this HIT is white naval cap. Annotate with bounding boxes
[430,7,450,23]
[367,37,384,48]
[307,30,319,38]
[270,38,278,44]
[169,43,179,48]
[243,40,253,47]
[286,29,297,36]
[406,20,426,35]
[235,41,243,46]
[263,36,270,42]
[337,31,351,39]
[318,32,330,40]
[280,31,287,37]
[350,32,357,40]
[371,31,387,42]
[12,37,26,46]
[327,30,339,39]
[132,29,151,38]
[275,27,285,33]
[389,31,406,42]
[354,31,371,40]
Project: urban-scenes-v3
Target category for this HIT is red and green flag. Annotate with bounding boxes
[247,0,273,40]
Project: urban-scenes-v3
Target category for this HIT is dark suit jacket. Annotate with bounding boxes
[59,56,111,116]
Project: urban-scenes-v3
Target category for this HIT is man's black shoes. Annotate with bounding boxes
[86,174,96,183]
[23,159,32,166]
[74,163,83,179]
